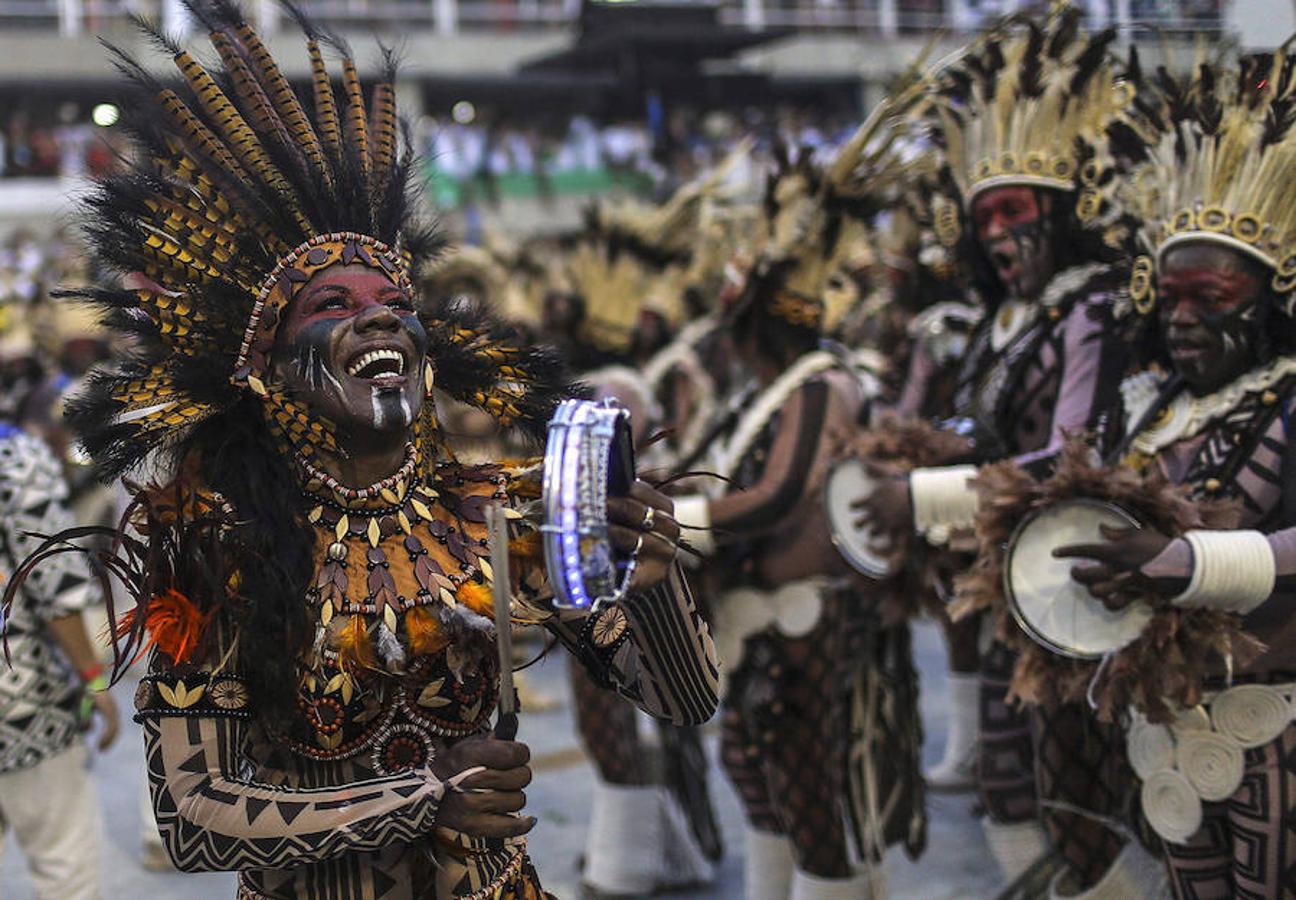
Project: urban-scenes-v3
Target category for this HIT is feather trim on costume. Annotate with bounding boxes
[952,438,1261,723]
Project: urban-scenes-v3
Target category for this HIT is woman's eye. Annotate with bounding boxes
[317,296,347,311]
[386,297,415,311]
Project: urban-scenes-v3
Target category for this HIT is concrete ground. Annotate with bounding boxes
[1,621,1002,899]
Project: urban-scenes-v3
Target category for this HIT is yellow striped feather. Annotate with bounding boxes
[235,22,333,191]
[369,81,397,200]
[170,47,312,235]
[341,57,371,181]
[308,40,342,164]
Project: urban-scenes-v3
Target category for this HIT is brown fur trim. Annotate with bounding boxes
[952,438,1263,722]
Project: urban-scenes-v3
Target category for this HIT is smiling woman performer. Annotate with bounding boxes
[21,4,717,899]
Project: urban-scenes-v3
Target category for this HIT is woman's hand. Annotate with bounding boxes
[433,736,535,838]
[1052,524,1179,610]
[607,480,681,591]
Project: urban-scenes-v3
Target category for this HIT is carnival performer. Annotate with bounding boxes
[1,4,719,898]
[847,194,984,793]
[672,99,924,900]
[547,190,726,898]
[1053,45,1296,899]
[853,8,1151,891]
[0,306,118,900]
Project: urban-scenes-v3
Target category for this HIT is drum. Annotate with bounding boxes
[542,398,637,610]
[1004,499,1152,660]
[825,457,894,578]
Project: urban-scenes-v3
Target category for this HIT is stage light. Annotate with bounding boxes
[92,103,120,127]
[451,101,476,125]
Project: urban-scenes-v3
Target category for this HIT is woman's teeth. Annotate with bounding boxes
[347,348,406,379]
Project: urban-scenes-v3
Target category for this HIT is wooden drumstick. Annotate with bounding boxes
[486,503,518,741]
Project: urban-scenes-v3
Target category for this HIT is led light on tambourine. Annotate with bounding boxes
[542,399,637,611]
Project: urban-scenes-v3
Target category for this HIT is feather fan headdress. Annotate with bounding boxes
[69,0,567,479]
[748,69,933,331]
[568,146,750,354]
[1123,41,1296,311]
[930,4,1129,221]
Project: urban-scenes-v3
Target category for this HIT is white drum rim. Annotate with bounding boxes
[1003,498,1143,661]
[825,457,893,579]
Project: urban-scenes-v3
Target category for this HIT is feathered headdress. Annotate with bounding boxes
[567,149,750,354]
[748,68,933,332]
[68,0,567,479]
[1123,41,1296,312]
[930,5,1128,222]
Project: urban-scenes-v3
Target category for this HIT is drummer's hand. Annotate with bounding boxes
[433,736,536,838]
[608,480,680,591]
[1053,524,1176,609]
[850,462,912,537]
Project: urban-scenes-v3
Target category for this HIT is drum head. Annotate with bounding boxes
[1004,499,1151,660]
[826,458,894,578]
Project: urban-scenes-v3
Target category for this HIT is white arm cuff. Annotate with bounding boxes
[1173,529,1275,614]
[673,494,715,557]
[910,465,979,543]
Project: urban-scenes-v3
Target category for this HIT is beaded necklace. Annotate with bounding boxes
[295,444,514,633]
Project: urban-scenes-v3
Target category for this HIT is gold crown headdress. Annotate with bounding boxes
[931,5,1127,222]
[68,0,568,478]
[1124,43,1296,312]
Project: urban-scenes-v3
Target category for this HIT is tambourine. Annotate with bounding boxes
[1004,498,1153,660]
[825,457,895,579]
[541,398,637,611]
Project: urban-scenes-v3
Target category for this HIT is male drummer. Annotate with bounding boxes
[854,10,1154,893]
[672,141,921,900]
[1051,48,1296,898]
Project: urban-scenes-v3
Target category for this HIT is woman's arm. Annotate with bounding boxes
[545,563,719,726]
[137,668,444,873]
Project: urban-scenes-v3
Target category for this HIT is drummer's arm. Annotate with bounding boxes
[908,298,1123,537]
[542,565,720,725]
[870,339,935,423]
[1014,294,1125,476]
[674,381,830,554]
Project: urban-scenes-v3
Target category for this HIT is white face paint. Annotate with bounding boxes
[371,386,386,429]
[368,387,412,430]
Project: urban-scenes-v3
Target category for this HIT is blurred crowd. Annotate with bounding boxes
[0,106,127,180]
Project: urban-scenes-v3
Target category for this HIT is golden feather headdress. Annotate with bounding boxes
[752,68,933,331]
[1125,42,1296,308]
[931,5,1128,217]
[568,147,751,354]
[68,0,568,478]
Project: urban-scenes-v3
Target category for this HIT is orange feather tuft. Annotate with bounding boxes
[456,580,495,619]
[508,533,542,560]
[404,605,449,657]
[334,614,377,672]
[116,589,210,665]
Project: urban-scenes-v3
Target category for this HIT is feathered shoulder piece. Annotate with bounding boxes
[67,0,568,480]
[929,3,1129,217]
[1123,40,1296,312]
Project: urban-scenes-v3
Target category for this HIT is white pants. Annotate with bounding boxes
[0,742,102,900]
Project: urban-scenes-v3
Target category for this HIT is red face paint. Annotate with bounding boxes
[1158,244,1268,394]
[971,186,1042,243]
